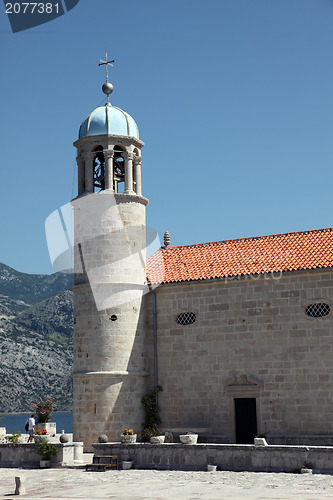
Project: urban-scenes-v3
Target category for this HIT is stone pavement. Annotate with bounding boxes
[1,455,333,499]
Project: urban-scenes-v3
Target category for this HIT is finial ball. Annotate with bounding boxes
[102,82,114,95]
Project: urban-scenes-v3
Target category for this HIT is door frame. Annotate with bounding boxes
[224,375,263,443]
[234,397,258,444]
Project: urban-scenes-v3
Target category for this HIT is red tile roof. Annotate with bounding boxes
[146,228,333,285]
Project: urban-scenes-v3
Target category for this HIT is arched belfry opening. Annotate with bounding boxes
[132,148,139,193]
[92,145,105,192]
[76,143,143,196]
[113,146,125,193]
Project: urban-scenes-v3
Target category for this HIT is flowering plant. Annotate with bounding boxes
[34,399,54,424]
[140,425,162,442]
[35,429,47,435]
[122,428,133,435]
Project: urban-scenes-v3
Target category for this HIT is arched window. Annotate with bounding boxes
[92,146,105,192]
[113,146,125,193]
[132,148,139,193]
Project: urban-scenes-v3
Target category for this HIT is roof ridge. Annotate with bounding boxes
[163,227,333,250]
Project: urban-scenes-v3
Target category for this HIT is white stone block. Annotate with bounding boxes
[207,465,217,472]
[254,437,268,447]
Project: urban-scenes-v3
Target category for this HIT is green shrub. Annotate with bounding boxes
[35,437,58,460]
[5,431,21,444]
[141,385,163,442]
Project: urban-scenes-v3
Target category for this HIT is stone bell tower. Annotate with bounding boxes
[71,56,149,450]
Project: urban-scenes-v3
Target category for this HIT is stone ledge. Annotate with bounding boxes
[73,371,149,377]
[0,442,83,467]
[93,442,333,473]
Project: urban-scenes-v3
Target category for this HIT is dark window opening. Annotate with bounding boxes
[93,146,105,192]
[305,303,330,318]
[113,146,125,193]
[176,312,196,326]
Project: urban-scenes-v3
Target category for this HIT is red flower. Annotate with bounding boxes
[122,428,134,435]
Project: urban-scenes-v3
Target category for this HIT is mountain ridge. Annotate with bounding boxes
[0,263,73,412]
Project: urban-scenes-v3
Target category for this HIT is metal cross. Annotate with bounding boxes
[99,51,115,83]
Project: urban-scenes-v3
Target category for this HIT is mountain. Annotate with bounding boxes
[0,263,73,304]
[0,264,73,413]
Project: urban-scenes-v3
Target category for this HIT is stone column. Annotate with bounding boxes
[134,157,142,196]
[76,156,85,195]
[73,442,84,464]
[124,153,134,194]
[104,149,114,191]
[82,152,94,193]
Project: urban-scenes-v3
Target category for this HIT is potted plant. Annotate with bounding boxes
[140,427,154,443]
[35,429,48,436]
[141,425,164,443]
[34,399,56,436]
[148,426,165,444]
[34,399,54,423]
[34,437,58,468]
[141,385,164,443]
[179,432,198,444]
[121,428,137,444]
[34,428,47,442]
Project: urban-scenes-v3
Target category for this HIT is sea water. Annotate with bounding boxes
[0,412,73,434]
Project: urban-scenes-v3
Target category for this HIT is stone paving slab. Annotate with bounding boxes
[1,466,333,499]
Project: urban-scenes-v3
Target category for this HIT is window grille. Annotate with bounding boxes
[176,312,196,326]
[305,303,330,318]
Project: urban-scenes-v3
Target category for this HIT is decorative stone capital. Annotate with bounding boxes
[103,149,114,159]
[125,152,134,161]
[133,156,142,165]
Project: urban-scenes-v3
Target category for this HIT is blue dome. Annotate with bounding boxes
[79,103,139,139]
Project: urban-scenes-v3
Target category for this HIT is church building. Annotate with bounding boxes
[146,228,333,446]
[71,61,333,450]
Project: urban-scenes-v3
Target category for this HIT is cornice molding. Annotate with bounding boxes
[74,134,144,149]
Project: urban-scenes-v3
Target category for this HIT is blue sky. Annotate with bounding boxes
[1,0,333,275]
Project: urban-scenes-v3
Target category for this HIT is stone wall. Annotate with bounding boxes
[93,442,333,473]
[0,442,83,466]
[145,269,333,442]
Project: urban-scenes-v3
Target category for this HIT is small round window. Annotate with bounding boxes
[176,312,196,326]
[305,303,330,318]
